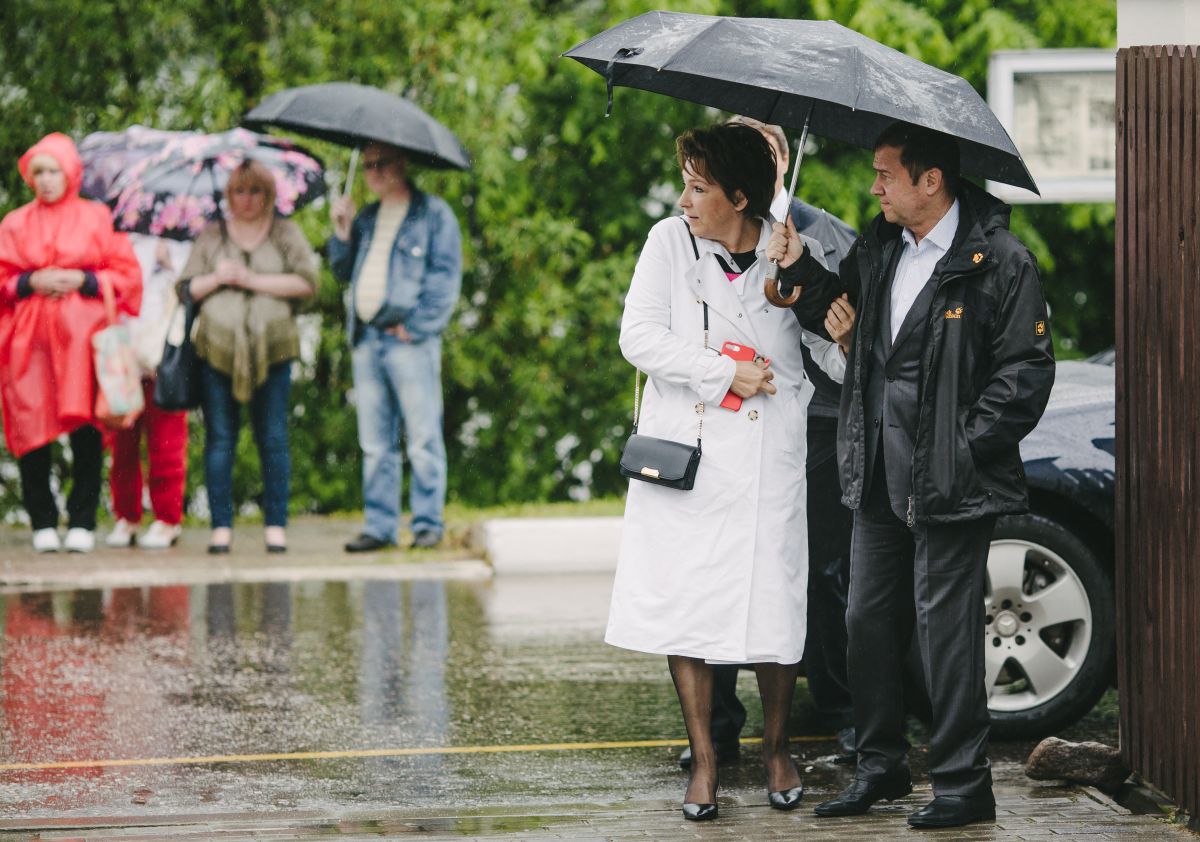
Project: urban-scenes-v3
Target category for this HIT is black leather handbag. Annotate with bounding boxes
[619,283,709,490]
[153,283,202,411]
[619,370,705,490]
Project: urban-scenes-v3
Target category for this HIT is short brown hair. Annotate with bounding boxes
[874,122,961,195]
[226,159,276,219]
[676,123,775,221]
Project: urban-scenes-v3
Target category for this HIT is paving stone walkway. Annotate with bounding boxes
[2,785,1191,841]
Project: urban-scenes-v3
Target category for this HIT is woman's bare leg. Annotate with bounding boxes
[668,655,718,803]
[754,661,802,791]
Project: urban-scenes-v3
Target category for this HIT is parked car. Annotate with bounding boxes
[986,358,1115,738]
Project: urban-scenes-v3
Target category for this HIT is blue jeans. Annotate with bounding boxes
[200,361,292,528]
[352,327,446,542]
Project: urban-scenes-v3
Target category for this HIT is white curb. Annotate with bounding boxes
[482,517,622,574]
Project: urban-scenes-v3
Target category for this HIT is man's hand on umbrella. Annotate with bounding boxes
[766,217,805,268]
[332,196,356,241]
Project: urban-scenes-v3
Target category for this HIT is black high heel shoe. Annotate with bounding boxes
[682,772,720,821]
[767,759,805,811]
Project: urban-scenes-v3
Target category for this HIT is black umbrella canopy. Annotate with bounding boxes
[564,12,1037,194]
[244,82,471,171]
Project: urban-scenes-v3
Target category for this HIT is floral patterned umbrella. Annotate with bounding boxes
[107,127,326,240]
[79,125,199,201]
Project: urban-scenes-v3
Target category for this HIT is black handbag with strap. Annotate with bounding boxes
[153,282,202,411]
[619,220,708,491]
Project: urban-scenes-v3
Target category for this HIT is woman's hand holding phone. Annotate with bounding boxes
[730,359,776,398]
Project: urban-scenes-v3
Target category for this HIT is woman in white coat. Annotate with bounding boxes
[607,123,822,822]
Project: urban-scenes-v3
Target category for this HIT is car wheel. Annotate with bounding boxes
[984,513,1114,740]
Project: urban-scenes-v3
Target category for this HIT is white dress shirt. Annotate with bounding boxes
[890,199,959,342]
[770,187,788,224]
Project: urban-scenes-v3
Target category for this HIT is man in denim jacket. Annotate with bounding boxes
[328,143,462,551]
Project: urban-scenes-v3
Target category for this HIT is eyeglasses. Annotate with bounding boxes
[363,157,401,171]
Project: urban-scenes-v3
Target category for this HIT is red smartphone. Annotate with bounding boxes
[720,341,769,411]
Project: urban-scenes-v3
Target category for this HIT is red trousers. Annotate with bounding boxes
[108,380,188,525]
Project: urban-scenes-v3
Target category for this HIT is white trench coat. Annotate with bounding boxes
[606,216,842,665]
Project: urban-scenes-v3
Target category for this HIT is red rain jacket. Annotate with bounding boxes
[0,133,141,457]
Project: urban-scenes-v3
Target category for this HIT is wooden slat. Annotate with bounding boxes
[1116,44,1200,819]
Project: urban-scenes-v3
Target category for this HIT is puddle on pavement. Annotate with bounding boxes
[0,576,1117,822]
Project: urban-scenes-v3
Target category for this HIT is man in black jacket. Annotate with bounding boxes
[766,122,1055,829]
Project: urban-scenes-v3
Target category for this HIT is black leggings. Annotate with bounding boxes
[18,425,103,531]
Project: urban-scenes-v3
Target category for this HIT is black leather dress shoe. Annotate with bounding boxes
[678,740,740,769]
[207,543,230,555]
[344,533,394,553]
[906,794,995,829]
[813,772,913,817]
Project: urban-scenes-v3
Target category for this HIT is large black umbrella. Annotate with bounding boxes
[243,82,471,172]
[563,11,1037,195]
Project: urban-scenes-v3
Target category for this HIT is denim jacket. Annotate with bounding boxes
[327,186,463,345]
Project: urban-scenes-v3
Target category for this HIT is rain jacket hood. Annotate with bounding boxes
[18,132,84,204]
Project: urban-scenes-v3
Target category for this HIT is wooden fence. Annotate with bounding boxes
[1115,43,1200,819]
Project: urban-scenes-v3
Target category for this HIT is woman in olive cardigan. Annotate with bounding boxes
[178,160,317,554]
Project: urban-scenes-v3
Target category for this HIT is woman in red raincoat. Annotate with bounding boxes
[0,133,141,553]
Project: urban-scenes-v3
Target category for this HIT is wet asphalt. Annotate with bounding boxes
[0,567,1122,834]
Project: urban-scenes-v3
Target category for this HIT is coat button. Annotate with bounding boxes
[887,376,895,383]
[411,246,424,257]
[737,313,743,318]
[874,418,880,427]
[749,410,759,420]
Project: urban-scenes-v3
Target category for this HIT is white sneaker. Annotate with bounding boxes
[64,528,95,553]
[106,519,138,547]
[139,520,182,549]
[32,528,61,553]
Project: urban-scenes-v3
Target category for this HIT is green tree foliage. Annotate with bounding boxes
[0,0,1115,519]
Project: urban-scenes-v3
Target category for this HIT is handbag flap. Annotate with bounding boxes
[620,434,698,482]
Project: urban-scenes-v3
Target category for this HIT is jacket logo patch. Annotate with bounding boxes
[944,306,964,320]
[1036,321,1046,336]
[972,252,984,264]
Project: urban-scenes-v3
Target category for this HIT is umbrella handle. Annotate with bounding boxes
[764,262,801,307]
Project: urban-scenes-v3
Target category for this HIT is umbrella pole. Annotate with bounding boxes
[764,103,814,308]
[343,147,360,199]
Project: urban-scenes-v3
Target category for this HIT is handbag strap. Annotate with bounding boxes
[97,274,118,327]
[631,219,710,443]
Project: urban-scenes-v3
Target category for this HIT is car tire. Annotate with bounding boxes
[985,513,1114,740]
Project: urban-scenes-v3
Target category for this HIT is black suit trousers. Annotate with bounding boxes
[848,465,995,797]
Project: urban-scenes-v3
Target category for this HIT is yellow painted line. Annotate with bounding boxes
[0,735,833,773]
